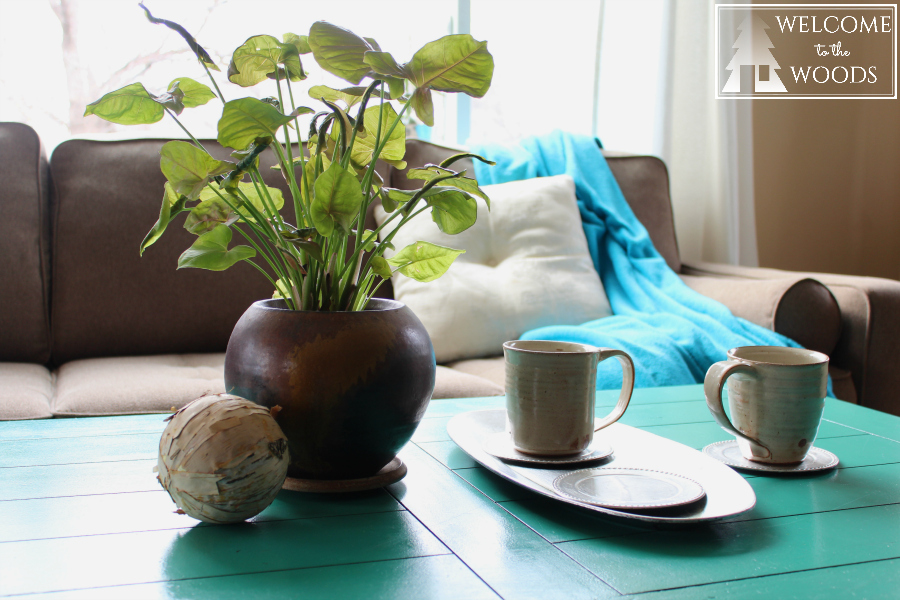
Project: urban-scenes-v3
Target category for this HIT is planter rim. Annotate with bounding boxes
[252,297,405,314]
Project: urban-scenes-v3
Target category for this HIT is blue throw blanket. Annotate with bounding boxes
[473,131,801,390]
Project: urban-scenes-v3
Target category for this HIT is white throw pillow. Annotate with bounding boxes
[374,174,612,363]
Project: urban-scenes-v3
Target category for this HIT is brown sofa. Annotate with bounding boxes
[2,121,898,420]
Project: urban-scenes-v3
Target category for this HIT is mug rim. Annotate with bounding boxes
[727,345,829,367]
[503,340,599,355]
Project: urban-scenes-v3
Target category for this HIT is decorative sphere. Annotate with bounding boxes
[157,394,289,524]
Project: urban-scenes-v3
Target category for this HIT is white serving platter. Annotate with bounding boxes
[447,409,756,526]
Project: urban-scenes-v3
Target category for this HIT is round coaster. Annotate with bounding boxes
[703,440,839,473]
[281,457,407,493]
[482,432,613,466]
[552,467,706,509]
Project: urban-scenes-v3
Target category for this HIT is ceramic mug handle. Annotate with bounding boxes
[593,349,635,432]
[704,360,768,452]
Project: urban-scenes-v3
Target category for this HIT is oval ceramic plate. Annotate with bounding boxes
[553,467,706,509]
[482,432,613,466]
[703,440,839,473]
[447,409,757,525]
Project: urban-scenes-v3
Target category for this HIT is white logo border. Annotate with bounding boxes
[715,3,898,100]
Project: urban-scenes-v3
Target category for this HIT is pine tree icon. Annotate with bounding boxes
[722,15,787,93]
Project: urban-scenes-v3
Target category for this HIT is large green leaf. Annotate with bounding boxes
[407,165,490,208]
[84,83,164,125]
[410,87,434,127]
[339,103,406,168]
[310,162,363,236]
[183,197,238,234]
[159,141,234,199]
[425,189,478,235]
[217,98,312,149]
[387,241,465,282]
[140,182,187,255]
[308,21,375,84]
[177,225,256,271]
[167,77,215,108]
[228,35,305,87]
[405,34,493,97]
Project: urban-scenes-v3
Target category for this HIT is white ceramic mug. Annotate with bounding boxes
[503,340,635,456]
[705,346,829,464]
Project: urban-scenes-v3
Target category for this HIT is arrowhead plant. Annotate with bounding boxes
[86,5,495,311]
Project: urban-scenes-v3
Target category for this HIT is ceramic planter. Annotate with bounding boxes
[224,298,435,480]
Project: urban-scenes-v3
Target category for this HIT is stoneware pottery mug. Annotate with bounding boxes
[705,346,829,464]
[503,340,635,456]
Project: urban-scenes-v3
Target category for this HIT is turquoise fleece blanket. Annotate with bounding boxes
[473,131,800,390]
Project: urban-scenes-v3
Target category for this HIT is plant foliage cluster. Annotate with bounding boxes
[86,4,494,311]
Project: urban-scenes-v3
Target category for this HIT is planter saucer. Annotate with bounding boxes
[281,457,407,493]
[482,432,613,466]
[703,440,839,474]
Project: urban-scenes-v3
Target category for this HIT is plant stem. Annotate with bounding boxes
[201,61,226,104]
[165,109,208,153]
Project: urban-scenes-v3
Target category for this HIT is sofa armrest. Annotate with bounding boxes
[683,261,900,416]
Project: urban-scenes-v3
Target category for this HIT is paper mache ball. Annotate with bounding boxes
[157,394,289,524]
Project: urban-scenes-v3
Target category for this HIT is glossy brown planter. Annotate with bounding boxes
[224,298,436,480]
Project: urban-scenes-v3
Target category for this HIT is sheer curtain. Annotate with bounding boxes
[594,0,757,267]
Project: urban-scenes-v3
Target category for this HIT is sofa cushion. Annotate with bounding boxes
[0,364,53,420]
[51,353,502,417]
[48,139,291,364]
[680,275,842,356]
[0,123,51,363]
[376,174,612,363]
[52,354,227,416]
[433,366,504,399]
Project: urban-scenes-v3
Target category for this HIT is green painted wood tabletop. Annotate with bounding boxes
[1,384,899,599]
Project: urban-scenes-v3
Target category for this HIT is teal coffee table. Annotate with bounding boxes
[2,385,900,599]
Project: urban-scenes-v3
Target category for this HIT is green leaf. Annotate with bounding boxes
[217,98,312,149]
[229,35,284,87]
[290,239,324,263]
[283,33,311,54]
[310,162,363,236]
[358,229,379,252]
[363,51,406,78]
[177,225,256,271]
[309,85,370,108]
[168,77,216,108]
[387,241,465,282]
[386,76,406,100]
[407,165,490,208]
[159,141,234,200]
[410,87,434,127]
[308,21,375,84]
[405,34,494,97]
[272,278,292,299]
[84,82,164,125]
[199,181,284,220]
[140,182,187,255]
[380,187,417,213]
[425,189,478,234]
[370,256,392,279]
[340,103,406,168]
[154,82,185,115]
[140,3,219,71]
[183,197,238,234]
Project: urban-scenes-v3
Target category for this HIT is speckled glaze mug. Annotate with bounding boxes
[705,346,829,464]
[503,340,634,456]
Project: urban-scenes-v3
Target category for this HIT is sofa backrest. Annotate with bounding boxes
[48,138,293,364]
[0,123,52,364]
[365,139,681,300]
